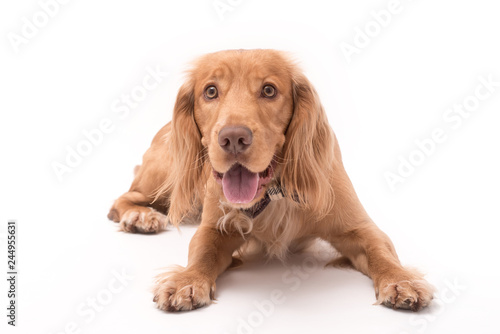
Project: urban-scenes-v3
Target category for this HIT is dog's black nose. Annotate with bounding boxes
[218,126,253,154]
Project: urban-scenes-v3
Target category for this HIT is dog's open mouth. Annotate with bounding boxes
[213,163,274,204]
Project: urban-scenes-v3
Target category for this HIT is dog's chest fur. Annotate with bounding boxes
[218,198,308,260]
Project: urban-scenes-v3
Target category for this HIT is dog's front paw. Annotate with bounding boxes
[375,272,434,311]
[119,207,168,233]
[153,266,215,312]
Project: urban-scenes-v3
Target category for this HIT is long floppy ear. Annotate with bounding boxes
[157,79,207,225]
[280,70,335,218]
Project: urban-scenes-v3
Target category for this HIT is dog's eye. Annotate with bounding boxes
[261,85,276,98]
[205,85,218,99]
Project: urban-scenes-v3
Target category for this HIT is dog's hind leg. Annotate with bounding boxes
[108,190,169,233]
[108,123,174,233]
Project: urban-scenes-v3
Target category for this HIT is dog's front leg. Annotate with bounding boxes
[328,221,435,311]
[323,170,434,311]
[153,196,244,312]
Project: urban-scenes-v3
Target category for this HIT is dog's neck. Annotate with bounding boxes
[240,182,286,219]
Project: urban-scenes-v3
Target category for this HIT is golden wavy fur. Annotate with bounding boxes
[108,49,434,312]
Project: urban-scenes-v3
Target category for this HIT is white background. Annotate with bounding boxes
[1,0,499,333]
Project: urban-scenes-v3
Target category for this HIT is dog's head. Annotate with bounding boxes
[165,49,334,223]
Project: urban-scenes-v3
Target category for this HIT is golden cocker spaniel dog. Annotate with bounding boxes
[108,49,434,312]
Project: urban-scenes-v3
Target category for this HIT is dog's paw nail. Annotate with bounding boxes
[153,269,214,312]
[377,278,434,311]
[119,208,168,234]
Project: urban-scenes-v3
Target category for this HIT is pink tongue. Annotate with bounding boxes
[222,164,259,204]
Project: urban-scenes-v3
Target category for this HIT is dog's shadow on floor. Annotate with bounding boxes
[214,241,375,307]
